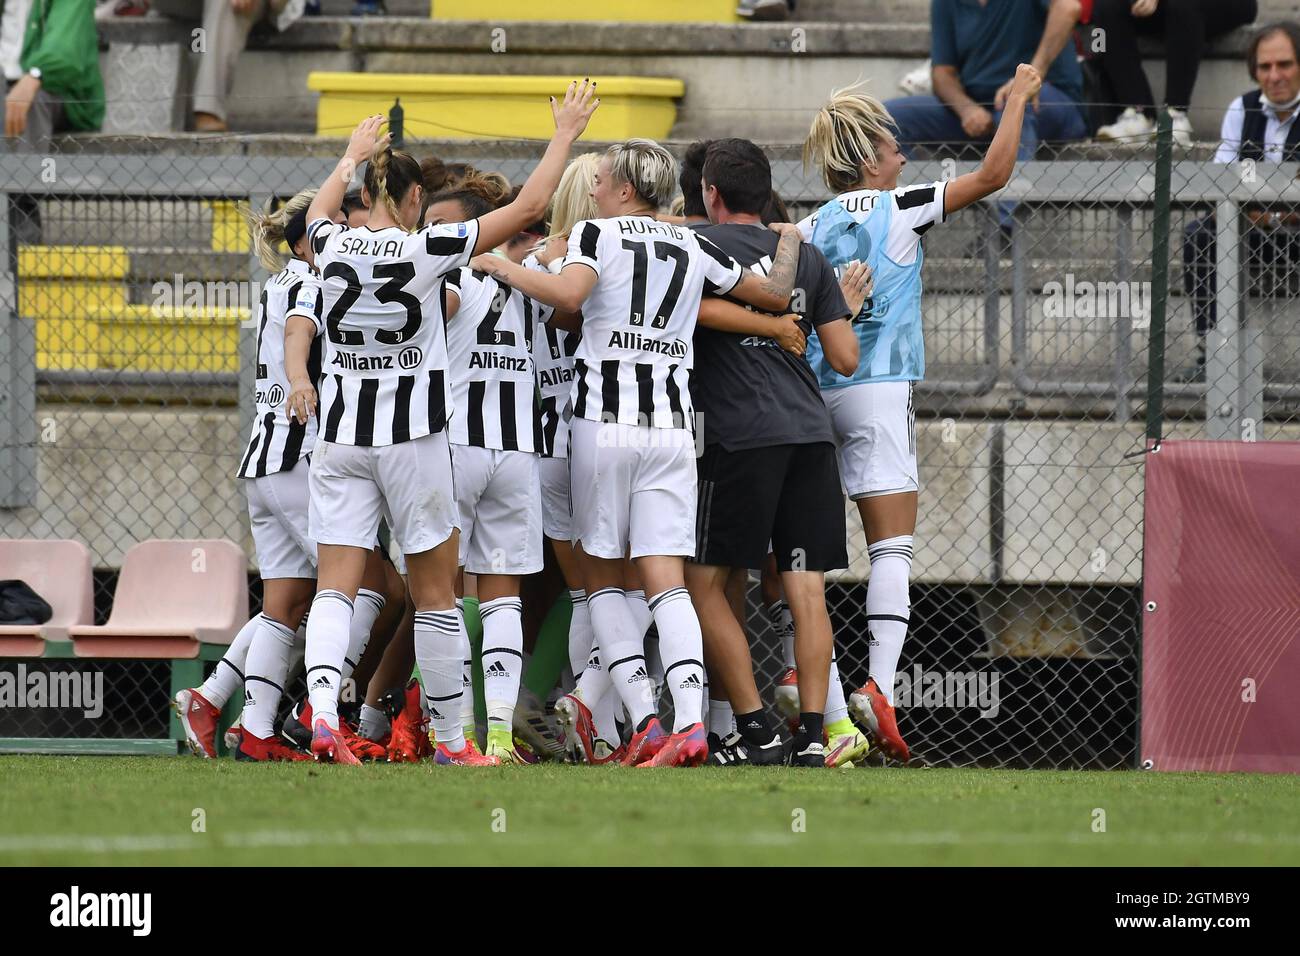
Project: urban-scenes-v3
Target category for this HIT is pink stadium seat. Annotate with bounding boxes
[70,539,248,659]
[0,538,94,657]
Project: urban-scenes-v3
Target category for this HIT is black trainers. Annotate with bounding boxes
[706,732,750,766]
[785,738,827,767]
[744,733,785,766]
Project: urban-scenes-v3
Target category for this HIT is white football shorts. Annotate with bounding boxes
[538,455,572,542]
[244,464,317,579]
[451,444,543,576]
[823,380,919,499]
[568,417,697,560]
[309,431,458,556]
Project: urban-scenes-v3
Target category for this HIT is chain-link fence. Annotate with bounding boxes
[2,131,1297,766]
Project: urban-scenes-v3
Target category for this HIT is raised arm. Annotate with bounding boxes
[473,81,599,254]
[309,115,386,227]
[945,64,1042,215]
[727,224,802,312]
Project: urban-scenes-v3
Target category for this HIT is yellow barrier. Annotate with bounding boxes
[35,306,246,373]
[430,0,740,22]
[308,73,684,141]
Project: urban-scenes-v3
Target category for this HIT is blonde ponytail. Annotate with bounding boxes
[803,82,897,193]
[369,142,404,230]
[241,187,317,272]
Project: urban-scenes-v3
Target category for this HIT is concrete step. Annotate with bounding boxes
[98,10,1282,138]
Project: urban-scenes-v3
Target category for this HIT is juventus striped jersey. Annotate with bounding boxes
[307,216,479,446]
[236,258,323,478]
[564,216,743,429]
[527,254,580,459]
[443,266,546,453]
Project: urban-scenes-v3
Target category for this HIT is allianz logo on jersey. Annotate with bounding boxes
[607,329,688,359]
[468,351,530,372]
[151,274,263,323]
[255,384,285,407]
[330,346,424,371]
[538,366,574,389]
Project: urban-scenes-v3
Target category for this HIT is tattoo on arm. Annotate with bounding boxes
[758,230,800,301]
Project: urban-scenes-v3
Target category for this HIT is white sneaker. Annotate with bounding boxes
[899,59,933,96]
[1096,107,1156,143]
[1168,107,1194,147]
[736,0,790,19]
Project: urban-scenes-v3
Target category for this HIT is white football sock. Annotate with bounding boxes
[414,608,465,752]
[628,589,662,703]
[648,586,705,731]
[358,702,390,742]
[241,614,299,740]
[709,697,735,737]
[766,600,796,671]
[304,590,353,731]
[585,587,654,726]
[480,596,524,736]
[567,589,592,675]
[583,645,622,745]
[343,588,385,687]
[455,599,476,740]
[198,613,259,707]
[866,535,913,706]
[825,653,850,724]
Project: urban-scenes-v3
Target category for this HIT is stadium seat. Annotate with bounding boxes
[307,73,684,141]
[69,539,248,659]
[0,539,94,657]
[430,0,740,21]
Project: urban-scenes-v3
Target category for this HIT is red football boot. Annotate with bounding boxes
[849,678,911,762]
[173,688,219,758]
[620,716,668,766]
[236,732,311,762]
[387,679,432,763]
[310,718,361,765]
[637,722,708,768]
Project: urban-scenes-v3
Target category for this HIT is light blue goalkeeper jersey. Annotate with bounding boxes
[798,181,947,388]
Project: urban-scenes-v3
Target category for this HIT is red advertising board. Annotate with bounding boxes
[1142,440,1300,772]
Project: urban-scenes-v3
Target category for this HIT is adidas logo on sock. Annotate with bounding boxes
[486,661,509,677]
[626,665,649,684]
[244,689,254,705]
[678,673,703,690]
[429,706,444,720]
[310,676,332,691]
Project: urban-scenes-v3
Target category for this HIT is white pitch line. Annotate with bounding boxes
[0,828,1296,856]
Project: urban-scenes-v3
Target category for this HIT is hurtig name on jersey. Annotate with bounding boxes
[335,235,406,258]
[468,351,530,372]
[607,329,688,358]
[617,218,685,239]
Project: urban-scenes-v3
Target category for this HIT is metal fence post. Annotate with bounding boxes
[0,190,36,508]
[1144,110,1173,444]
[1206,199,1241,440]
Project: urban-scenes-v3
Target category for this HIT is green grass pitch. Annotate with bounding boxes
[2,756,1297,866]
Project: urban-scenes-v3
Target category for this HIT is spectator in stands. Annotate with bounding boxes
[884,0,1086,161]
[1092,0,1259,147]
[153,0,307,132]
[3,0,104,243]
[1179,21,1300,382]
